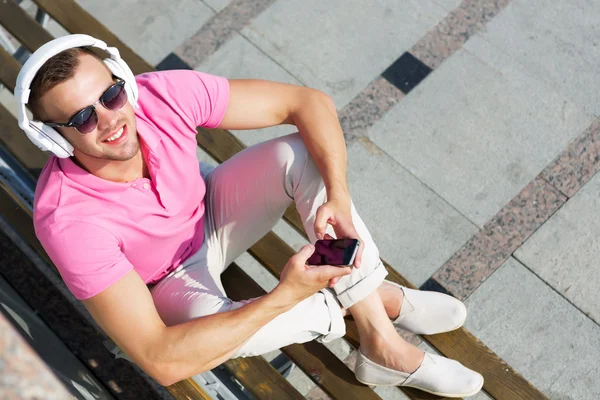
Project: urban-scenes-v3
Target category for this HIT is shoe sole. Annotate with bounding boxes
[356,375,484,398]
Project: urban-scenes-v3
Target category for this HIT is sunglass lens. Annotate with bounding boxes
[72,107,99,134]
[102,83,127,110]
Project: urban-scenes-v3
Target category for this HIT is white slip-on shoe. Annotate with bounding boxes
[386,280,467,335]
[354,350,484,398]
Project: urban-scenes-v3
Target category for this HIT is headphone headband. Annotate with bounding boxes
[15,34,137,158]
[16,34,112,105]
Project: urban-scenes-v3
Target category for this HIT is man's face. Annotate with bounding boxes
[38,53,138,163]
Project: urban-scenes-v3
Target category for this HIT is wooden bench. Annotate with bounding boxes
[0,1,549,399]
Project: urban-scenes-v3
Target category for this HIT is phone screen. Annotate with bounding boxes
[307,239,360,266]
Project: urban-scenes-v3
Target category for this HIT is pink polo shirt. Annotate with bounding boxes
[33,70,230,300]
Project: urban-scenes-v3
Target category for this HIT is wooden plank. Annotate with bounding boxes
[223,265,384,400]
[0,45,20,92]
[0,47,53,170]
[0,1,53,51]
[225,357,305,400]
[0,104,50,170]
[167,379,213,400]
[32,0,153,75]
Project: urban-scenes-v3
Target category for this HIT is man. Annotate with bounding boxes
[19,35,483,397]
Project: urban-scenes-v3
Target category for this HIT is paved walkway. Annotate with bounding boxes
[2,1,599,399]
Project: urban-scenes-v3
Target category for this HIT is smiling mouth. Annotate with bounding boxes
[103,126,125,142]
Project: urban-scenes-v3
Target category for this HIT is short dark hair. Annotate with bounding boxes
[29,47,101,119]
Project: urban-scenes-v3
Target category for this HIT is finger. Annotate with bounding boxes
[314,206,332,240]
[319,265,352,281]
[294,244,315,264]
[328,276,340,287]
[324,233,335,240]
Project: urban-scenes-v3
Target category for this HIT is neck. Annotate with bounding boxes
[73,149,149,183]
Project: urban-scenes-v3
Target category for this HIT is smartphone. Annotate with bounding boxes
[307,239,360,267]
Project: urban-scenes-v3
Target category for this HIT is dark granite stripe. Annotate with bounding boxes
[175,0,277,68]
[338,77,404,140]
[156,52,193,71]
[433,176,567,300]
[381,52,432,94]
[410,0,512,69]
[541,118,600,198]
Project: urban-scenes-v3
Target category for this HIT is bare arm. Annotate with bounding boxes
[83,245,350,386]
[218,80,362,266]
[218,80,348,204]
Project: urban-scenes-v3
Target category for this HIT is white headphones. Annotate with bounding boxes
[15,34,139,158]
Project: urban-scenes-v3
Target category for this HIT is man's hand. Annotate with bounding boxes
[314,194,364,272]
[276,244,352,302]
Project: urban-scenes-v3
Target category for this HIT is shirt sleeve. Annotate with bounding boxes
[138,70,230,129]
[38,221,133,300]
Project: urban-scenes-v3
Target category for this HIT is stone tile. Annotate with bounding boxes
[432,0,464,11]
[515,171,600,325]
[476,0,600,116]
[434,176,566,300]
[196,34,303,146]
[464,257,600,399]
[541,118,600,198]
[76,0,215,65]
[285,365,317,396]
[198,34,302,83]
[233,251,279,292]
[323,337,353,362]
[201,0,231,13]
[346,138,478,287]
[410,0,511,69]
[370,36,593,227]
[176,0,277,67]
[339,77,404,140]
[242,0,448,108]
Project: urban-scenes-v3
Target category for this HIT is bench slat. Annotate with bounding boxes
[0,45,20,93]
[167,379,213,400]
[1,2,548,398]
[0,103,49,170]
[0,1,53,50]
[225,355,305,400]
[223,266,385,400]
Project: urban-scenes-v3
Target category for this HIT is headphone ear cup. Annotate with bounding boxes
[26,120,74,158]
[103,58,138,106]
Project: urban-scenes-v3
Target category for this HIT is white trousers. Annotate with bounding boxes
[148,133,387,358]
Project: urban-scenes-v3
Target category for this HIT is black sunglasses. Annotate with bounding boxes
[45,78,128,134]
